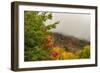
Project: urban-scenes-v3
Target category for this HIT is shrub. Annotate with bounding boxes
[24,11,59,61]
[80,45,90,58]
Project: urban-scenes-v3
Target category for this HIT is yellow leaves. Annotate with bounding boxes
[50,47,64,60]
[51,47,64,53]
[50,47,75,60]
[62,51,75,59]
[49,45,90,60]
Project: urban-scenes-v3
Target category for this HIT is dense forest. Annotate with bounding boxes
[24,11,90,61]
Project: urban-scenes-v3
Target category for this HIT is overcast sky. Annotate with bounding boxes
[46,12,91,41]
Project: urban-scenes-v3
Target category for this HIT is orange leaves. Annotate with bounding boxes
[45,35,54,48]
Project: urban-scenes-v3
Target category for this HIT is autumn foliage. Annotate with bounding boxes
[24,11,90,61]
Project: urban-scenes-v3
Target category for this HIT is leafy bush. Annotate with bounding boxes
[24,11,59,61]
[80,45,90,58]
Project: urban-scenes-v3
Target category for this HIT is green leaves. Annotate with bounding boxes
[24,47,49,61]
[80,45,90,58]
[31,46,49,60]
[24,11,59,61]
[46,21,60,30]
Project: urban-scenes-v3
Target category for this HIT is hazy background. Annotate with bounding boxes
[46,13,91,41]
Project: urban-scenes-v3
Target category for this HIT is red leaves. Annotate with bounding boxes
[51,52,59,57]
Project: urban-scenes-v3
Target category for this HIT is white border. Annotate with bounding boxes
[18,5,96,68]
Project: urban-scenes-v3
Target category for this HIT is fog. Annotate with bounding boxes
[46,13,91,41]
